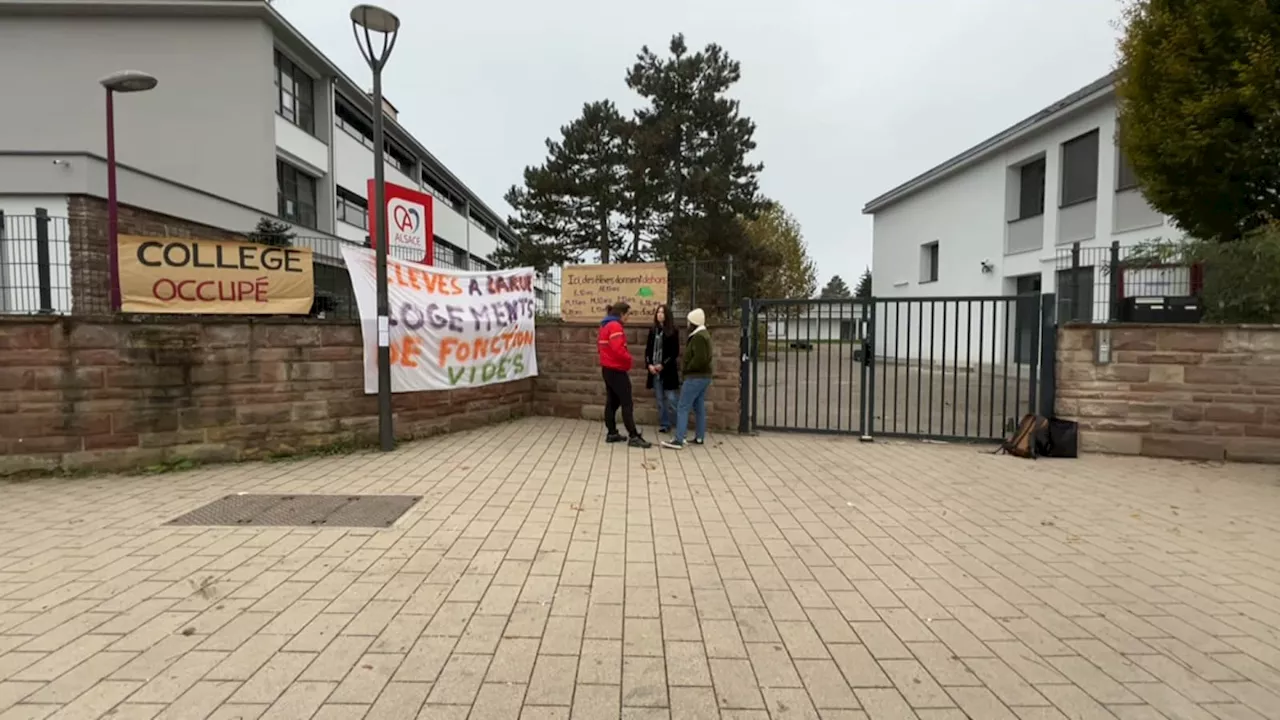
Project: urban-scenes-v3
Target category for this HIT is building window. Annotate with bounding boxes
[277,160,317,228]
[386,141,415,175]
[1116,150,1139,192]
[274,50,314,134]
[1060,129,1099,207]
[335,101,375,149]
[422,170,463,211]
[1016,158,1046,219]
[920,241,939,283]
[433,238,468,270]
[336,186,368,229]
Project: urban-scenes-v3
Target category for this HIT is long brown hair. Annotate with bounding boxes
[654,304,676,337]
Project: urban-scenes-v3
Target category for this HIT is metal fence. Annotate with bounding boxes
[0,214,561,320]
[1055,241,1203,324]
[0,212,76,315]
[534,257,744,322]
[745,295,1044,441]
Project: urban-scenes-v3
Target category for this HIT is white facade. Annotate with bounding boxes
[0,0,519,315]
[862,74,1185,364]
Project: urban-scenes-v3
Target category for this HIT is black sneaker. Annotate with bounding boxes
[629,436,652,449]
[658,426,671,434]
[661,439,685,450]
[605,433,626,443]
[691,438,705,446]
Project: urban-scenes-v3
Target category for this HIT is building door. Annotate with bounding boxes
[1013,274,1042,364]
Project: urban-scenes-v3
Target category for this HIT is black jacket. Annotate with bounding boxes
[643,326,681,390]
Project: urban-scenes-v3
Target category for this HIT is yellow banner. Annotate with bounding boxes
[561,262,667,323]
[118,235,314,314]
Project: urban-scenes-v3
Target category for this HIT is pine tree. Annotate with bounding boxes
[626,34,764,264]
[742,201,817,299]
[820,275,852,299]
[855,268,872,299]
[499,100,630,268]
[247,217,295,247]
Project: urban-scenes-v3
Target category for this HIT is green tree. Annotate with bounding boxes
[820,275,851,299]
[741,201,817,299]
[627,34,764,264]
[855,268,871,299]
[499,100,631,268]
[1116,0,1280,242]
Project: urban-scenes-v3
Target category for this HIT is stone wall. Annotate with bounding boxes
[533,323,741,434]
[68,195,246,314]
[1057,324,1280,462]
[0,317,533,475]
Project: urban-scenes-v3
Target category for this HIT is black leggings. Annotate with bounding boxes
[602,368,639,437]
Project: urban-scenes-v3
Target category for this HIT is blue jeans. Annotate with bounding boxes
[674,377,711,443]
[653,375,677,429]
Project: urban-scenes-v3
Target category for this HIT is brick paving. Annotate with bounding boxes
[2,418,1280,720]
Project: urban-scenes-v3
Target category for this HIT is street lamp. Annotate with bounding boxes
[351,4,400,452]
[100,70,158,312]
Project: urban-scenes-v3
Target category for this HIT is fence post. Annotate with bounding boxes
[1108,240,1121,322]
[0,210,5,314]
[35,208,53,314]
[727,255,734,315]
[1027,294,1041,416]
[690,258,698,311]
[1070,241,1081,322]
[738,297,752,434]
[1038,292,1057,418]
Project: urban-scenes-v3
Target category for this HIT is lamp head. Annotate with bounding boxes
[351,4,400,69]
[100,70,158,93]
[350,4,400,33]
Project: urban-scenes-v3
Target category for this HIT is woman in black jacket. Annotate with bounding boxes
[644,304,680,433]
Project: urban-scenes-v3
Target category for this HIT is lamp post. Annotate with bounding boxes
[351,4,400,452]
[99,70,157,311]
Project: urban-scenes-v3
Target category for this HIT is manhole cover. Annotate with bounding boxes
[166,494,421,528]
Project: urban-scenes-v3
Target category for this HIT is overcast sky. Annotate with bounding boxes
[275,0,1124,289]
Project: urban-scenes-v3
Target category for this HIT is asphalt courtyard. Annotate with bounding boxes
[2,418,1280,719]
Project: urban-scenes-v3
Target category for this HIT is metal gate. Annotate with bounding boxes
[740,294,1053,441]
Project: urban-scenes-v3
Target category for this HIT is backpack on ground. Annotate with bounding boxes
[997,414,1049,459]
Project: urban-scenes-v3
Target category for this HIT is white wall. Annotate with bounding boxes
[0,16,278,214]
[868,93,1184,361]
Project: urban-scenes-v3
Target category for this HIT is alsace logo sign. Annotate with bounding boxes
[368,179,434,265]
[390,198,426,254]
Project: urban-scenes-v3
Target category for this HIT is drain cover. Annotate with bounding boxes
[166,494,421,528]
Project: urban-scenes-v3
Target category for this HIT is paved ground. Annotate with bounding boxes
[2,418,1280,720]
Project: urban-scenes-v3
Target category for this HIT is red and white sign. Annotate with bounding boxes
[367,179,434,265]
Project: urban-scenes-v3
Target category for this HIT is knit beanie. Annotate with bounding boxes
[687,308,706,327]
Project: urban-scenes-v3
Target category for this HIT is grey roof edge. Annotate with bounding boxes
[0,0,520,248]
[861,71,1119,215]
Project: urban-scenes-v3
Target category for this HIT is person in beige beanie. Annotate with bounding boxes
[662,308,712,449]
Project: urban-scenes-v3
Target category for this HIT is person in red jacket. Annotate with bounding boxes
[598,302,651,448]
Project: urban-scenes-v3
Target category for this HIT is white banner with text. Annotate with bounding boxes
[342,245,538,393]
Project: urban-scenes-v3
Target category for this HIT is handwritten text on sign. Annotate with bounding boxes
[341,246,538,392]
[560,262,668,323]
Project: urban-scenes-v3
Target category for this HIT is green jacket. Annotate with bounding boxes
[683,329,713,377]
